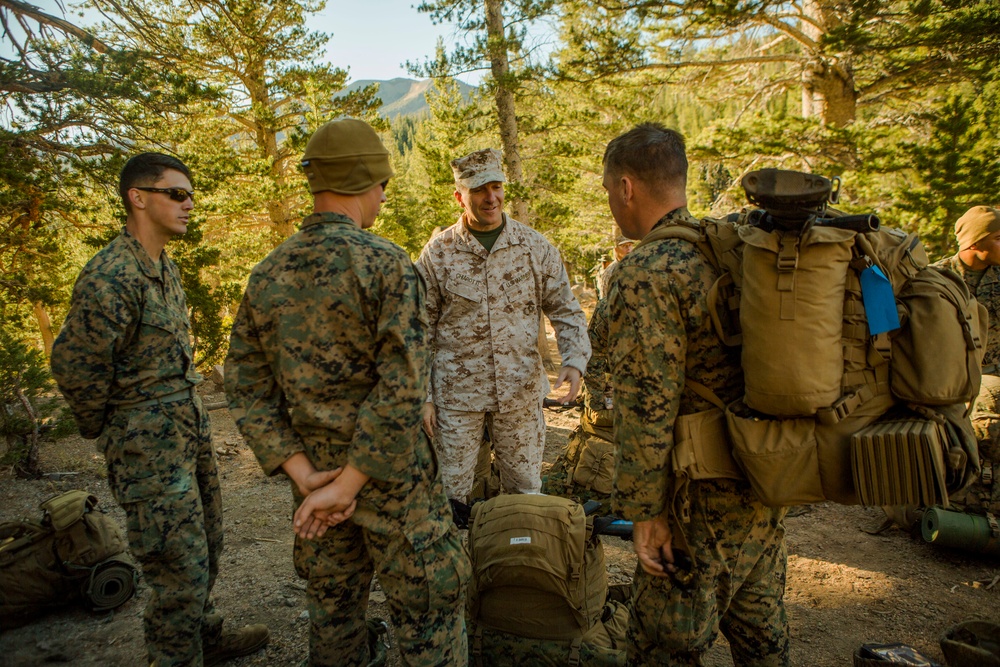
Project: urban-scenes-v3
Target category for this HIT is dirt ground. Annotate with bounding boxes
[2,320,999,665]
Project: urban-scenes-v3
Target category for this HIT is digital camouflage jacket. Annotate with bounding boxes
[416,215,590,413]
[225,212,451,548]
[606,208,743,522]
[50,229,200,439]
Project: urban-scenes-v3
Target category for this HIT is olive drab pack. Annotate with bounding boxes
[542,381,617,504]
[645,169,983,509]
[466,494,627,667]
[0,490,137,627]
[467,494,607,640]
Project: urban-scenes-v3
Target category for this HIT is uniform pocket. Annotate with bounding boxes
[445,276,484,304]
[633,569,714,653]
[123,499,168,558]
[378,528,470,614]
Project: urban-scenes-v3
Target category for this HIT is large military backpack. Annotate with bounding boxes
[0,490,137,627]
[466,494,626,666]
[646,169,983,510]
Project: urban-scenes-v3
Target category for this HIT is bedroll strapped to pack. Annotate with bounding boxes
[646,169,982,508]
[0,490,137,628]
[467,494,607,641]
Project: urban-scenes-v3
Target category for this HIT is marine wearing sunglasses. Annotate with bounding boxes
[133,186,195,203]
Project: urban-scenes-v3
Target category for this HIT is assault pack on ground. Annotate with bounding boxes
[644,169,984,523]
[465,494,629,666]
[542,381,616,507]
[0,489,138,627]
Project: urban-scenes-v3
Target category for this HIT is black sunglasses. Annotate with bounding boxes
[134,186,194,203]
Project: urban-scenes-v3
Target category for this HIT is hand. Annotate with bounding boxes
[554,366,583,404]
[422,403,437,438]
[293,484,358,540]
[294,467,344,499]
[281,452,343,499]
[292,464,371,540]
[632,516,675,578]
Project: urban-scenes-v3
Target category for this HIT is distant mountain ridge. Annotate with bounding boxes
[339,78,476,119]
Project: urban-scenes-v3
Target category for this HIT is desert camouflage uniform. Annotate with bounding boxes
[933,255,1000,372]
[50,229,223,667]
[224,212,469,667]
[607,209,789,667]
[416,215,590,500]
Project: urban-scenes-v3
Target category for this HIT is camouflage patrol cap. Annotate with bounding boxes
[451,148,505,189]
[301,118,394,195]
[956,205,1000,250]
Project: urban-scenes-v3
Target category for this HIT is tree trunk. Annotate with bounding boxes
[801,58,857,127]
[14,387,41,478]
[800,0,857,127]
[484,0,550,368]
[32,302,54,357]
[485,0,530,224]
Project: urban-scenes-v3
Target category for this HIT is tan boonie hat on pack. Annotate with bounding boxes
[956,205,1000,250]
[301,118,394,195]
[451,148,505,190]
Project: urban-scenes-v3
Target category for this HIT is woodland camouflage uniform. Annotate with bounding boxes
[50,229,225,666]
[607,208,790,667]
[225,212,469,667]
[417,215,590,499]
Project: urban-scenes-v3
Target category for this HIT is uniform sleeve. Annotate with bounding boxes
[609,261,686,522]
[224,294,306,476]
[587,296,611,382]
[538,243,591,374]
[50,277,135,439]
[347,258,429,481]
[415,247,440,405]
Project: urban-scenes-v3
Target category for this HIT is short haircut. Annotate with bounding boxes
[603,123,687,194]
[119,152,191,214]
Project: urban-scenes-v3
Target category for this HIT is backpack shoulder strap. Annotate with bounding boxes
[637,219,702,248]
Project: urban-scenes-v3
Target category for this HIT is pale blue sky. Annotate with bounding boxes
[6,1,479,84]
[318,0,480,84]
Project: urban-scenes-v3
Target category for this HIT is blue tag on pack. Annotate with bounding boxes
[859,265,900,335]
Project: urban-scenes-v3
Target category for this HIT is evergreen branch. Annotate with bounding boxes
[757,11,816,51]
[858,57,951,100]
[0,0,111,53]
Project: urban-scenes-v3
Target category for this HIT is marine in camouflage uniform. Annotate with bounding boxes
[51,153,267,666]
[224,119,469,667]
[417,148,590,501]
[934,206,1000,519]
[601,125,789,667]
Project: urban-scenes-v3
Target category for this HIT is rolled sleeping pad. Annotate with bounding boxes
[921,507,1000,556]
[84,554,138,611]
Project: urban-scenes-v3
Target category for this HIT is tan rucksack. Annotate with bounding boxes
[642,170,982,508]
[466,494,607,640]
[0,490,137,627]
